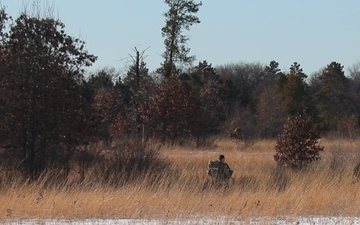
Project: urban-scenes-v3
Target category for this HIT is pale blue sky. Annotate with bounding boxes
[1,0,359,76]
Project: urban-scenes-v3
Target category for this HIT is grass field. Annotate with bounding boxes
[1,138,360,221]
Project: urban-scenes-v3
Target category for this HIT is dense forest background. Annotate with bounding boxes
[1,1,360,180]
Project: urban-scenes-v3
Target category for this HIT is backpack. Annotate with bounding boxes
[207,160,220,177]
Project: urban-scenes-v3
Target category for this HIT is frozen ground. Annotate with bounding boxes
[2,217,360,225]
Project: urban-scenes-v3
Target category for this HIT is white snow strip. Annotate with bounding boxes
[2,216,360,225]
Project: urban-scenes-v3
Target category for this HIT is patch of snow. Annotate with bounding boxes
[2,216,360,224]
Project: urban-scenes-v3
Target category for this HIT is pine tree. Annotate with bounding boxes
[160,0,202,78]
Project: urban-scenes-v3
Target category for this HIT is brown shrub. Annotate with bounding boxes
[274,114,324,170]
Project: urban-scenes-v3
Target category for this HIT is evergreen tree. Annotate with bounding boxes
[190,60,219,84]
[123,47,150,90]
[124,61,149,88]
[256,60,285,137]
[160,0,202,78]
[119,48,153,140]
[277,62,309,115]
[83,68,116,102]
[265,60,281,76]
[314,61,355,131]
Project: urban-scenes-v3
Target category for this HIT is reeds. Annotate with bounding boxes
[1,138,360,220]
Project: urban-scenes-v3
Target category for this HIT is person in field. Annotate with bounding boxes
[218,154,233,179]
[207,154,233,180]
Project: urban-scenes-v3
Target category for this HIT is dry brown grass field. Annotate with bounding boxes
[1,138,360,221]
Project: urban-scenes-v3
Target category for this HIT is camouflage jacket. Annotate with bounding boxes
[218,162,233,179]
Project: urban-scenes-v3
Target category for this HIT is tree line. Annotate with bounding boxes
[0,1,360,179]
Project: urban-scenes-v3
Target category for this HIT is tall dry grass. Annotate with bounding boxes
[1,138,360,221]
